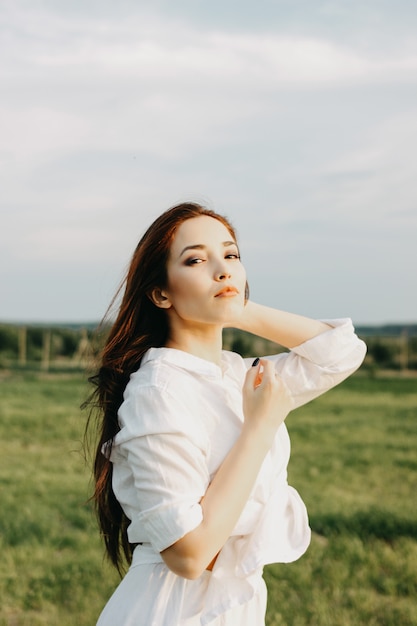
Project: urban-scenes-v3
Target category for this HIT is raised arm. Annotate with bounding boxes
[161,359,293,579]
[233,301,366,410]
[233,301,332,348]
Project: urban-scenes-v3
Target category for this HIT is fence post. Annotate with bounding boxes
[42,330,51,371]
[73,328,94,368]
[400,329,409,371]
[18,326,27,366]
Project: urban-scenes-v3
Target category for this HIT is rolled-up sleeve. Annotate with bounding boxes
[245,318,366,409]
[110,385,210,552]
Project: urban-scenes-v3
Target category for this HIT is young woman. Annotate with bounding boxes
[87,202,366,626]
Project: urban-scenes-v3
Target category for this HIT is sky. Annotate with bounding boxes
[1,0,416,325]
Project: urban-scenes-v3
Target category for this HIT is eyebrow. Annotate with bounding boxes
[179,240,238,258]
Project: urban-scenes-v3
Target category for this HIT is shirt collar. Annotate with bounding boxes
[142,347,229,379]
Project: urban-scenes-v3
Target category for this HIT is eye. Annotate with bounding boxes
[225,250,240,260]
[185,257,205,266]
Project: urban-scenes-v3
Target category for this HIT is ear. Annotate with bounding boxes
[148,287,172,309]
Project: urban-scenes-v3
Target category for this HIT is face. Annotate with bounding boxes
[153,215,247,329]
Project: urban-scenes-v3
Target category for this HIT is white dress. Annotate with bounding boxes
[97,319,366,626]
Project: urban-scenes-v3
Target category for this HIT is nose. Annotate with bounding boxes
[214,261,231,281]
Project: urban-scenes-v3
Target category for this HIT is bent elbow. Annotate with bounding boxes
[172,558,207,580]
[161,553,207,580]
[179,563,206,580]
[160,526,215,579]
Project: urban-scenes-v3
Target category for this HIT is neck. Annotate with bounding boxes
[165,323,223,365]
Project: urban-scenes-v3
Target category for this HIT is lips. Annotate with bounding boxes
[215,286,239,297]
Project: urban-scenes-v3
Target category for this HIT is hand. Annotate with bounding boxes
[242,359,293,441]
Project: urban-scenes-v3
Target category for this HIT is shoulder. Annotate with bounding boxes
[117,351,210,442]
[127,346,222,398]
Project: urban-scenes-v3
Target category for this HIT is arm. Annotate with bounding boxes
[233,301,332,348]
[161,359,293,579]
[235,304,366,411]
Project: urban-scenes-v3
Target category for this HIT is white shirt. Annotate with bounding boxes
[100,319,366,626]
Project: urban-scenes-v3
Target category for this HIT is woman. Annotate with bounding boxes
[87,202,366,625]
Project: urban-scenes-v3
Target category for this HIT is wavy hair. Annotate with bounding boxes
[84,202,246,574]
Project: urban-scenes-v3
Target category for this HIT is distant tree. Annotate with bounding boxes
[368,340,396,368]
[0,326,18,354]
[26,328,44,360]
[408,337,417,370]
[230,335,251,357]
[59,330,79,357]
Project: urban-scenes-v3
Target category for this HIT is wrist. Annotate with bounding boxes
[240,420,275,455]
[233,300,256,333]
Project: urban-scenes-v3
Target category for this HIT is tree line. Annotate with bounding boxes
[0,323,416,373]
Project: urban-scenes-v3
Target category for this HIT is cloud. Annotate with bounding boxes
[2,6,416,176]
[1,2,416,322]
[316,111,417,222]
[2,4,416,167]
[6,8,417,85]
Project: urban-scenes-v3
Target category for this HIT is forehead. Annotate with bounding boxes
[170,216,235,253]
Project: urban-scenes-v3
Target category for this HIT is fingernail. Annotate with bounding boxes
[252,357,260,367]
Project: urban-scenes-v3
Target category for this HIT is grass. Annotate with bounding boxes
[0,370,416,625]
[265,375,417,626]
[0,371,120,626]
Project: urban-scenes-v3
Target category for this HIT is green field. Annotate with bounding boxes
[0,371,416,625]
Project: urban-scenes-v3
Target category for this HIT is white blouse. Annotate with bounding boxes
[99,319,366,626]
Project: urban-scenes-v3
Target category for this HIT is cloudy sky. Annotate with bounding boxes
[1,0,416,325]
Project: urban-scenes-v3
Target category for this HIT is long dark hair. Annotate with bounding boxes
[85,202,244,574]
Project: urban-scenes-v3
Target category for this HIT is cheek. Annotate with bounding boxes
[237,263,247,286]
[168,270,204,302]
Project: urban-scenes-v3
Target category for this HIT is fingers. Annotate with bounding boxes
[244,359,262,389]
[245,358,276,390]
[242,358,293,436]
[245,358,292,401]
[257,359,275,384]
